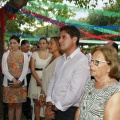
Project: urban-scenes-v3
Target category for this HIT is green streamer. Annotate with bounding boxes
[23,6,120,35]
[28,0,120,17]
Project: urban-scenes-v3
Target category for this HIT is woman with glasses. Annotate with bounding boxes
[75,45,120,120]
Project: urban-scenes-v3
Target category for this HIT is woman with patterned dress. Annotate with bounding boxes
[77,46,120,120]
[28,37,52,120]
[2,35,28,120]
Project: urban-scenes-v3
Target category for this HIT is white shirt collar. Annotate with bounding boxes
[62,48,80,60]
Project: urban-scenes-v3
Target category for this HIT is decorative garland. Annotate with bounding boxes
[5,4,19,14]
[0,3,18,41]
[6,31,41,38]
[1,0,119,42]
[20,9,115,41]
[22,6,120,35]
[21,8,120,36]
[28,0,120,17]
[79,30,113,41]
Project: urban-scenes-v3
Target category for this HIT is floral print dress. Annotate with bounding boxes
[3,53,27,103]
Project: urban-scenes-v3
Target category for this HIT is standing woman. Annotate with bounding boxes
[42,36,62,96]
[28,37,52,120]
[79,46,120,120]
[41,37,62,106]
[2,35,28,120]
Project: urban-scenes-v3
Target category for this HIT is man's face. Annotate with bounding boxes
[21,43,30,53]
[59,30,74,52]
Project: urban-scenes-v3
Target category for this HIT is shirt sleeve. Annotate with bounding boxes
[2,52,14,81]
[46,61,58,102]
[55,58,90,111]
[19,53,29,82]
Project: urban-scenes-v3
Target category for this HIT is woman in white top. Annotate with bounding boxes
[2,35,28,120]
[28,37,52,120]
[40,37,62,119]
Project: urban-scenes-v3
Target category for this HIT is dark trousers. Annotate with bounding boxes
[22,73,32,119]
[55,106,78,120]
[26,73,31,92]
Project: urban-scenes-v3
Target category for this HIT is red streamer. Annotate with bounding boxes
[79,30,113,41]
[0,5,17,44]
[21,8,65,27]
[0,7,5,44]
[21,8,114,41]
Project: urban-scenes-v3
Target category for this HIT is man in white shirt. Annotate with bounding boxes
[45,25,90,120]
[21,40,32,120]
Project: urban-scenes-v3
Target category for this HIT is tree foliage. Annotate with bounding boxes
[84,2,120,41]
[42,0,117,8]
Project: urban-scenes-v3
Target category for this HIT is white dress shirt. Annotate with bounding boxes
[2,51,29,86]
[27,51,32,74]
[46,48,90,111]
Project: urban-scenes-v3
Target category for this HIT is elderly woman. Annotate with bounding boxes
[78,46,120,120]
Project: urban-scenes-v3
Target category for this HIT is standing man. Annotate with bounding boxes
[21,40,32,119]
[45,25,90,120]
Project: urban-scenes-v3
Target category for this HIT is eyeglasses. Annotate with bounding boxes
[91,59,110,66]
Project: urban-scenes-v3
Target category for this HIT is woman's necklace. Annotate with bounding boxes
[95,79,111,89]
[105,79,111,87]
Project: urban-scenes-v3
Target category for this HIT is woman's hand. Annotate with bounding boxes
[12,78,21,87]
[45,106,55,119]
[36,79,42,86]
[39,95,46,107]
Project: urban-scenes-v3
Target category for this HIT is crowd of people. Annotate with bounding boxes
[1,25,120,120]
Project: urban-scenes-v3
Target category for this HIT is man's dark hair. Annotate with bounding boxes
[60,25,80,46]
[112,42,118,52]
[107,41,118,53]
[9,35,20,43]
[33,43,39,48]
[21,40,30,46]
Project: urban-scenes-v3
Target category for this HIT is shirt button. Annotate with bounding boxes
[89,92,91,95]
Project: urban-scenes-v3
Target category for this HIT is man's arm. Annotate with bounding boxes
[46,65,57,103]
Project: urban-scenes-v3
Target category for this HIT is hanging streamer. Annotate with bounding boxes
[6,31,41,38]
[28,0,120,17]
[21,7,120,35]
[20,9,115,41]
[0,3,18,42]
[23,5,120,30]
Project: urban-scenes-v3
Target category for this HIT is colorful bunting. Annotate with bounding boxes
[28,0,120,17]
[21,8,120,35]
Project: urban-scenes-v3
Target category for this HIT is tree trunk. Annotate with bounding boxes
[0,28,4,120]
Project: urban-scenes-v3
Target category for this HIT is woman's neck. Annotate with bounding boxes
[11,49,20,53]
[94,76,117,89]
[52,51,61,59]
[39,49,47,52]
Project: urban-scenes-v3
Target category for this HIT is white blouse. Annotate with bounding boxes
[2,51,29,86]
